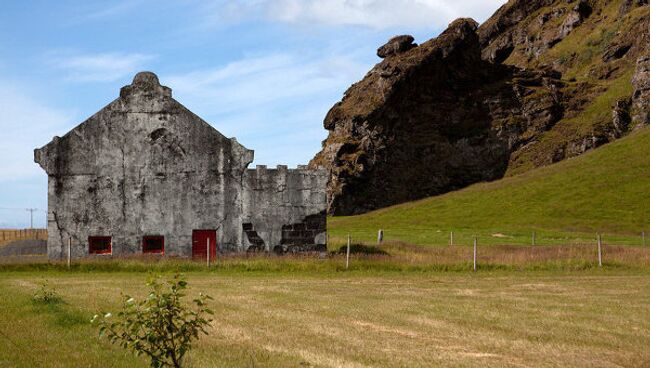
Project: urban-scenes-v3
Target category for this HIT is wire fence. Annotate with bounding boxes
[327,228,650,248]
[0,215,648,270]
[325,228,650,270]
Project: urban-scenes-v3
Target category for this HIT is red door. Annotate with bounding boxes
[192,230,217,260]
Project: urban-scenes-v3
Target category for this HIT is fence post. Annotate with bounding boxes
[377,229,383,245]
[207,238,211,268]
[532,231,536,246]
[473,236,477,272]
[346,234,351,270]
[597,234,602,268]
[450,231,453,246]
[67,237,71,269]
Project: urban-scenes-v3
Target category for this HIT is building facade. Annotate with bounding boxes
[34,72,327,259]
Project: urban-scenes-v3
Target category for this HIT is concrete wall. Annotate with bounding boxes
[242,165,328,252]
[34,72,327,259]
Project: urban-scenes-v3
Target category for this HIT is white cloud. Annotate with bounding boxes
[164,51,369,165]
[82,0,145,20]
[205,0,507,30]
[50,52,155,82]
[0,82,74,182]
[166,52,367,119]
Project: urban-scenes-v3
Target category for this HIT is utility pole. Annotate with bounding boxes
[0,207,43,229]
[26,208,38,229]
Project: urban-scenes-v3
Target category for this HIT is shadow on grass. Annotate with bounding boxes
[335,243,389,256]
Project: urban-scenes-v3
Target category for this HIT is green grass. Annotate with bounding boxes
[328,127,650,247]
[500,1,649,178]
[540,0,623,81]
[1,269,649,367]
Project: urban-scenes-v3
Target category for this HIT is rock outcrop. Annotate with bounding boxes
[632,56,650,126]
[312,0,650,215]
[377,35,417,58]
[311,19,562,215]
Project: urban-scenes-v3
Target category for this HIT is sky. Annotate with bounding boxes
[0,0,506,228]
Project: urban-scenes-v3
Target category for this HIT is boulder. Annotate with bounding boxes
[377,35,417,58]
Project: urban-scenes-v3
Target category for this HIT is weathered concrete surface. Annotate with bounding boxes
[243,165,328,253]
[35,72,327,259]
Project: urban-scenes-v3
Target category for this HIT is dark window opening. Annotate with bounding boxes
[89,236,112,255]
[143,236,164,254]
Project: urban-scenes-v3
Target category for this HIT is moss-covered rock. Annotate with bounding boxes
[312,0,650,215]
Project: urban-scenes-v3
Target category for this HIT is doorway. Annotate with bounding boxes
[192,230,217,260]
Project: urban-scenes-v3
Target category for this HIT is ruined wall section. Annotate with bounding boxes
[242,165,328,252]
[34,73,253,259]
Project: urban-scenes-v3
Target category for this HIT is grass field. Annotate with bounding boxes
[1,266,649,368]
[329,127,650,248]
[1,74,649,368]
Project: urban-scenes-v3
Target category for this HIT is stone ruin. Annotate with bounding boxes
[34,72,328,259]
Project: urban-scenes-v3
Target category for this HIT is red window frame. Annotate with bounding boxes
[89,236,112,255]
[142,236,165,254]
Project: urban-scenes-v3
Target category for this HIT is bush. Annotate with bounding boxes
[92,273,213,368]
[32,280,62,304]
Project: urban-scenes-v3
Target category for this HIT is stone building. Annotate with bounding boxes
[34,72,327,260]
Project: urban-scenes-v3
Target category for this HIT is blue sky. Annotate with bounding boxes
[0,0,505,228]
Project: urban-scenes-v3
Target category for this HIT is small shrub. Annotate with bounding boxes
[32,280,62,304]
[92,273,213,368]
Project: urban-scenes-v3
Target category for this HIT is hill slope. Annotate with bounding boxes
[328,126,650,246]
[312,0,650,215]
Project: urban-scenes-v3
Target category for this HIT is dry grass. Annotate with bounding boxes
[2,241,650,272]
[379,241,650,269]
[1,270,649,367]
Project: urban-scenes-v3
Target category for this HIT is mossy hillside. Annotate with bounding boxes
[329,126,650,246]
[314,1,649,216]
[503,2,650,175]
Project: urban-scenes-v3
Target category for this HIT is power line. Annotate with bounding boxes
[0,207,46,212]
[0,207,45,211]
[0,206,48,229]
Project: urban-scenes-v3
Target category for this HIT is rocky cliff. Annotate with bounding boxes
[311,0,650,215]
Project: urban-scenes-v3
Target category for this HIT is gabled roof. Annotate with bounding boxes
[34,71,253,174]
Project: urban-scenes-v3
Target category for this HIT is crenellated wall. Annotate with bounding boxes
[242,165,328,252]
[34,72,327,259]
